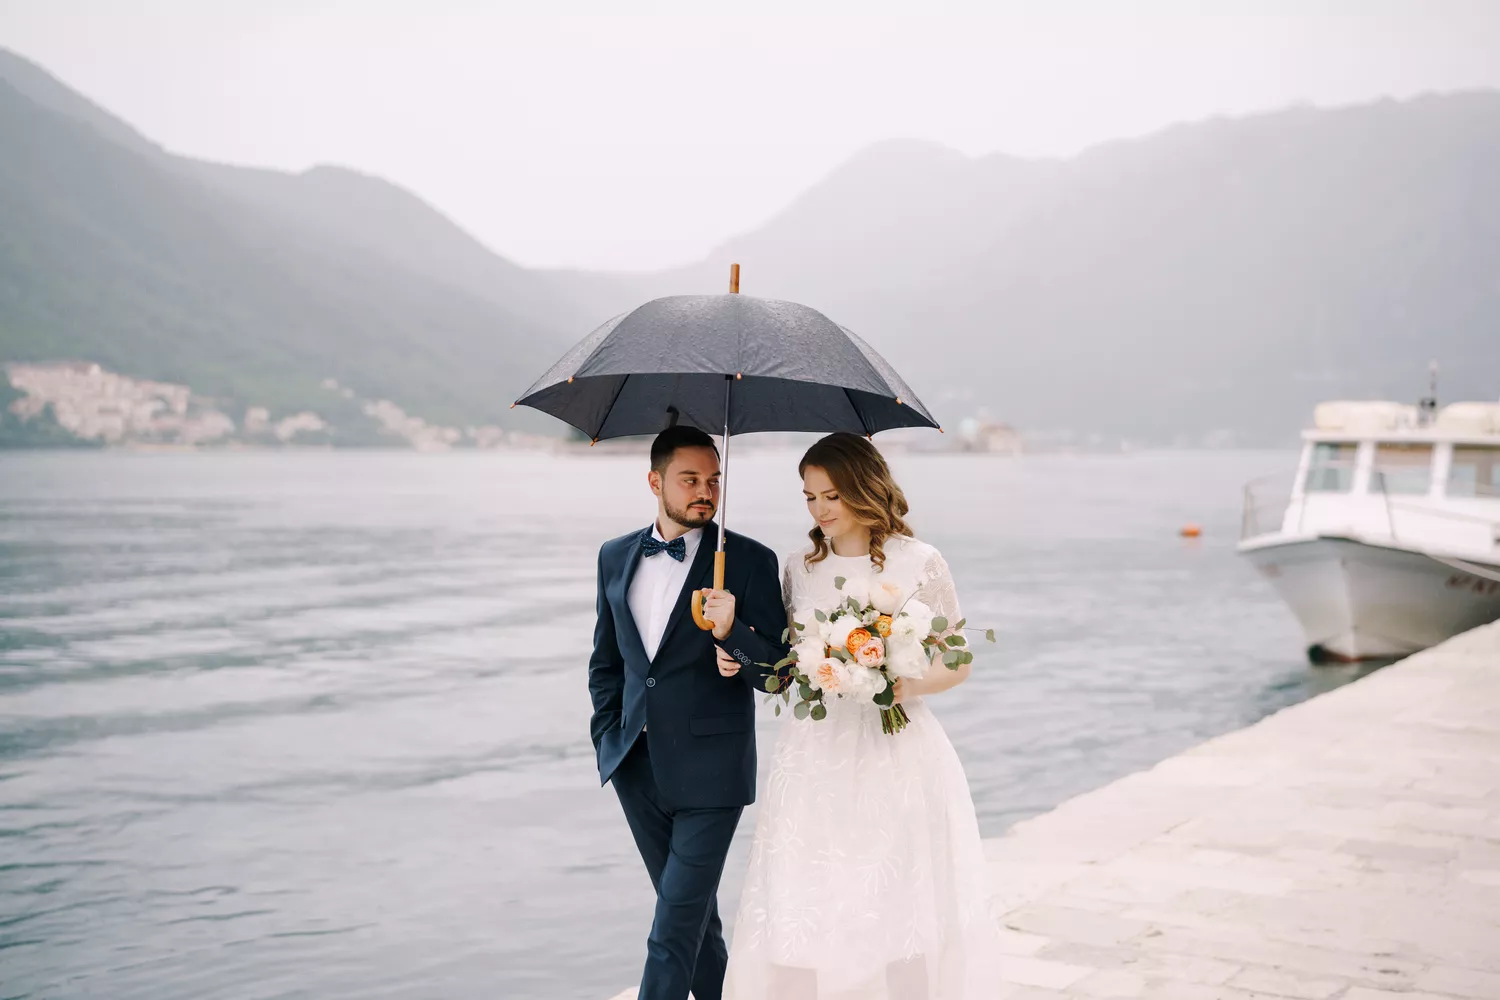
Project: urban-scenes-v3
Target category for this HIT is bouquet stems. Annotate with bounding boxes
[880,704,910,735]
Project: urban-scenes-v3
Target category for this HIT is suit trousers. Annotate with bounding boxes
[612,733,743,1000]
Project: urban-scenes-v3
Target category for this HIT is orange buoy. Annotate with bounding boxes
[1180,523,1203,538]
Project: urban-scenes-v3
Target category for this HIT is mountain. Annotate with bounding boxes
[0,48,602,336]
[0,49,592,446]
[3,42,1498,449]
[625,96,1500,444]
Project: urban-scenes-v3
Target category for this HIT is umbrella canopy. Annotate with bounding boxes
[515,276,939,631]
[514,293,939,440]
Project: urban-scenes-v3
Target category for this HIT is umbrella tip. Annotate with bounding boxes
[510,402,516,409]
[729,263,740,294]
[590,437,598,447]
[938,426,945,434]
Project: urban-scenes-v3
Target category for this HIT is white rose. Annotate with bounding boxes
[841,575,871,609]
[870,580,905,616]
[846,664,886,700]
[823,614,861,652]
[892,599,934,642]
[887,639,930,680]
[792,636,825,672]
[799,614,829,647]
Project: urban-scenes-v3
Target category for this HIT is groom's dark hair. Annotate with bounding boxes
[650,425,719,474]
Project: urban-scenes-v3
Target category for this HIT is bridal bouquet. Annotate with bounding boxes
[761,576,995,735]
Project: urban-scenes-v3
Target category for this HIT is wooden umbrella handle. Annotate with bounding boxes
[691,551,728,630]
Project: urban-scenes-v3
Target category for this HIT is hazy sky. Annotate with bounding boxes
[3,0,1499,271]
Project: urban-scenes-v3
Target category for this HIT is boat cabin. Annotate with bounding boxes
[1255,401,1500,555]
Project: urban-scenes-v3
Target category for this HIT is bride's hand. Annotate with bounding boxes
[892,677,922,703]
[714,645,741,678]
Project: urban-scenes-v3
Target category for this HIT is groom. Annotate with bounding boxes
[589,425,788,1000]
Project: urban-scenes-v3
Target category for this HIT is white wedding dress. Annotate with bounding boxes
[724,534,1000,1000]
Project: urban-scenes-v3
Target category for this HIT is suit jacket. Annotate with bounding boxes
[589,523,788,809]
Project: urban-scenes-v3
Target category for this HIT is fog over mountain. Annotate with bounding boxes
[3,46,1497,448]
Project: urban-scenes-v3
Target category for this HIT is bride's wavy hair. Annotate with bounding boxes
[799,432,912,572]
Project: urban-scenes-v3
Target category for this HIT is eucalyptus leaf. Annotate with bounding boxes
[810,703,827,721]
[834,576,846,590]
[986,629,996,642]
[814,610,827,622]
[775,703,782,716]
[954,618,966,630]
[764,677,780,693]
[873,686,894,708]
[946,635,966,647]
[794,701,810,720]
[932,616,948,633]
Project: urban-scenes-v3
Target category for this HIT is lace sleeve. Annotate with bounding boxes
[781,556,802,631]
[915,547,963,637]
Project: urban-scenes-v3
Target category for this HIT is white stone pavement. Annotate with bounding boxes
[610,621,1500,999]
[986,621,1500,999]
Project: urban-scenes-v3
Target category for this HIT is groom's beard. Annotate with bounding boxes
[665,498,716,529]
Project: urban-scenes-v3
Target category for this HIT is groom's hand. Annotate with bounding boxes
[713,645,741,677]
[701,589,736,640]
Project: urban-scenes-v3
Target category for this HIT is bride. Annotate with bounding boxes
[714,432,999,999]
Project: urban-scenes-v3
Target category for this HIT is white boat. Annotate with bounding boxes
[1239,396,1500,662]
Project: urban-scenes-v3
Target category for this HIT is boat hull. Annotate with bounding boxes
[1240,536,1500,661]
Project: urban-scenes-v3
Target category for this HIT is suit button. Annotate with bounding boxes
[646,677,656,688]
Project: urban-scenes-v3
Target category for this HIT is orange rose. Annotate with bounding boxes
[873,615,893,637]
[844,627,873,654]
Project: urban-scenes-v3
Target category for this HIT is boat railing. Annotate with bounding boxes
[1240,468,1304,541]
[1243,463,1500,544]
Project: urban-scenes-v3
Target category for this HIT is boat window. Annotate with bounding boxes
[1371,443,1434,495]
[1448,446,1500,498]
[1304,442,1357,493]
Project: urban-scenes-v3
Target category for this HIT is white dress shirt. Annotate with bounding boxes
[627,523,704,662]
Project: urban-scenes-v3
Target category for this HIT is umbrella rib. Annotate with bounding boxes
[843,386,873,437]
[594,373,632,440]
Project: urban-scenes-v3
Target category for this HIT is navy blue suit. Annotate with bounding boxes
[590,523,788,1000]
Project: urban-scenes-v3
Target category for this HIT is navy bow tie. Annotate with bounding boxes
[642,535,687,562]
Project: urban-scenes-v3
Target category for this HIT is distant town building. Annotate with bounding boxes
[955,417,1022,455]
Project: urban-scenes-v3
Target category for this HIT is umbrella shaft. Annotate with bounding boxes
[717,375,730,581]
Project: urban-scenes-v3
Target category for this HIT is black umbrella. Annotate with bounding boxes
[514,265,939,628]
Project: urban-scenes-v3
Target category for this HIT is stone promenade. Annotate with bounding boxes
[610,621,1499,999]
[987,621,1500,999]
